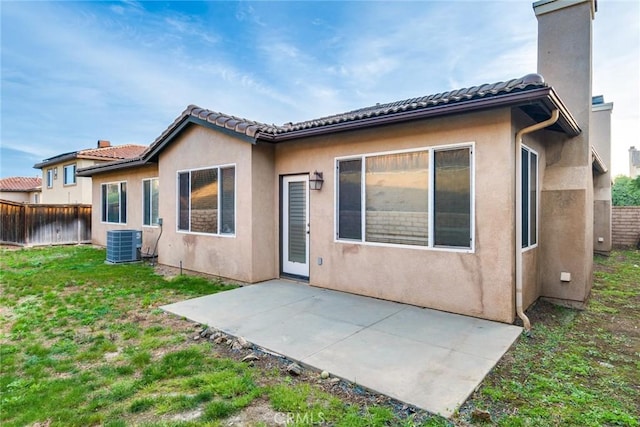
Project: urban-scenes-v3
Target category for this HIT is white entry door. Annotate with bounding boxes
[282,175,310,278]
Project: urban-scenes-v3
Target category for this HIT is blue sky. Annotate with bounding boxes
[1,0,638,178]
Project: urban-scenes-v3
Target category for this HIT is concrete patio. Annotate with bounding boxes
[161,280,522,417]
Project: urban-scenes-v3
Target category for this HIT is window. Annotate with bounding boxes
[101,182,127,224]
[336,145,473,250]
[177,165,235,235]
[46,169,54,188]
[142,178,159,226]
[63,164,76,185]
[522,146,538,248]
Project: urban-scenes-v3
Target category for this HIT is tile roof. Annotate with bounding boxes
[80,73,580,176]
[0,176,42,192]
[275,74,549,134]
[34,144,147,169]
[78,144,147,160]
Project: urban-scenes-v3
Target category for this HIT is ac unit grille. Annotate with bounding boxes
[106,230,142,263]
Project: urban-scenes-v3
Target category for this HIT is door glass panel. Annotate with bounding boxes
[288,181,306,263]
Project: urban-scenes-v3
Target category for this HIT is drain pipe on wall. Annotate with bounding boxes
[515,109,559,334]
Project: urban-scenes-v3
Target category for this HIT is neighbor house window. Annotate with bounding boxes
[142,178,159,226]
[522,145,538,248]
[336,145,473,250]
[101,182,127,224]
[63,164,76,185]
[46,169,54,188]
[177,165,235,235]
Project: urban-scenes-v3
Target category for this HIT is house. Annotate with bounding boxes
[79,0,610,327]
[33,140,146,204]
[0,177,42,203]
[629,146,640,177]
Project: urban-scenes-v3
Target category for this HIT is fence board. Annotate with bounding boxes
[0,200,91,246]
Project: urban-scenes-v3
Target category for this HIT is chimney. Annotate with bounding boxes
[533,0,598,306]
[97,140,111,148]
[534,0,596,163]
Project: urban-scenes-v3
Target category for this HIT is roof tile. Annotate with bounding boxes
[0,176,42,192]
[78,144,146,160]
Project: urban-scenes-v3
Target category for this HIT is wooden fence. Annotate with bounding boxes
[0,200,91,246]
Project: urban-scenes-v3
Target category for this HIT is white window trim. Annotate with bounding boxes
[46,169,54,188]
[522,145,539,252]
[142,177,160,228]
[101,180,127,225]
[175,164,236,237]
[334,142,475,253]
[63,163,77,186]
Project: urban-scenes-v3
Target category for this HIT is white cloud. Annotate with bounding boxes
[1,0,638,178]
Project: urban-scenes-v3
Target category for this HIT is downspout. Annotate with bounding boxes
[515,109,559,333]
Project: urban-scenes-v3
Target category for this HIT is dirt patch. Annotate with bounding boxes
[223,399,281,426]
[153,263,247,287]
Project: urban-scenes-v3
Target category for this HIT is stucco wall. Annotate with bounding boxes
[41,158,96,204]
[612,207,640,248]
[156,125,262,283]
[274,109,517,323]
[592,105,613,254]
[536,1,594,306]
[90,164,160,252]
[0,191,31,203]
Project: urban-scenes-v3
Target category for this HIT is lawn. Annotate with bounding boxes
[0,246,638,426]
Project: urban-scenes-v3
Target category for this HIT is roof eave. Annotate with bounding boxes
[257,87,581,142]
[33,152,78,169]
[591,146,608,174]
[143,116,257,163]
[77,159,147,177]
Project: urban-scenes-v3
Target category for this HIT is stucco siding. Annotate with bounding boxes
[274,109,516,323]
[0,191,31,203]
[90,164,160,252]
[156,125,256,282]
[42,158,96,204]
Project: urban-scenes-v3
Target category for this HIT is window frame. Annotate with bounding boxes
[142,177,160,227]
[101,181,127,224]
[63,163,77,186]
[46,168,54,188]
[521,145,539,251]
[335,143,475,253]
[175,164,236,237]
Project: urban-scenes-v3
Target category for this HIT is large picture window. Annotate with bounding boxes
[336,145,473,250]
[177,165,235,235]
[522,146,538,248]
[101,182,127,224]
[142,178,159,226]
[63,164,76,185]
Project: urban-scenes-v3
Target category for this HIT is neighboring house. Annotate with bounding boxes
[79,0,609,327]
[0,177,42,203]
[33,140,146,204]
[629,146,640,177]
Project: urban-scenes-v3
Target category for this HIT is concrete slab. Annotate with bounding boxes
[162,280,522,417]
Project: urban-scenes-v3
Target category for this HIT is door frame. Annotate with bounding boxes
[280,174,310,280]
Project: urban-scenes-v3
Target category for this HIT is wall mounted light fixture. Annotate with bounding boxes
[309,171,324,191]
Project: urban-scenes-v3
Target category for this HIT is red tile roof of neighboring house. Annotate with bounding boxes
[78,144,147,160]
[0,176,42,192]
[34,144,147,169]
